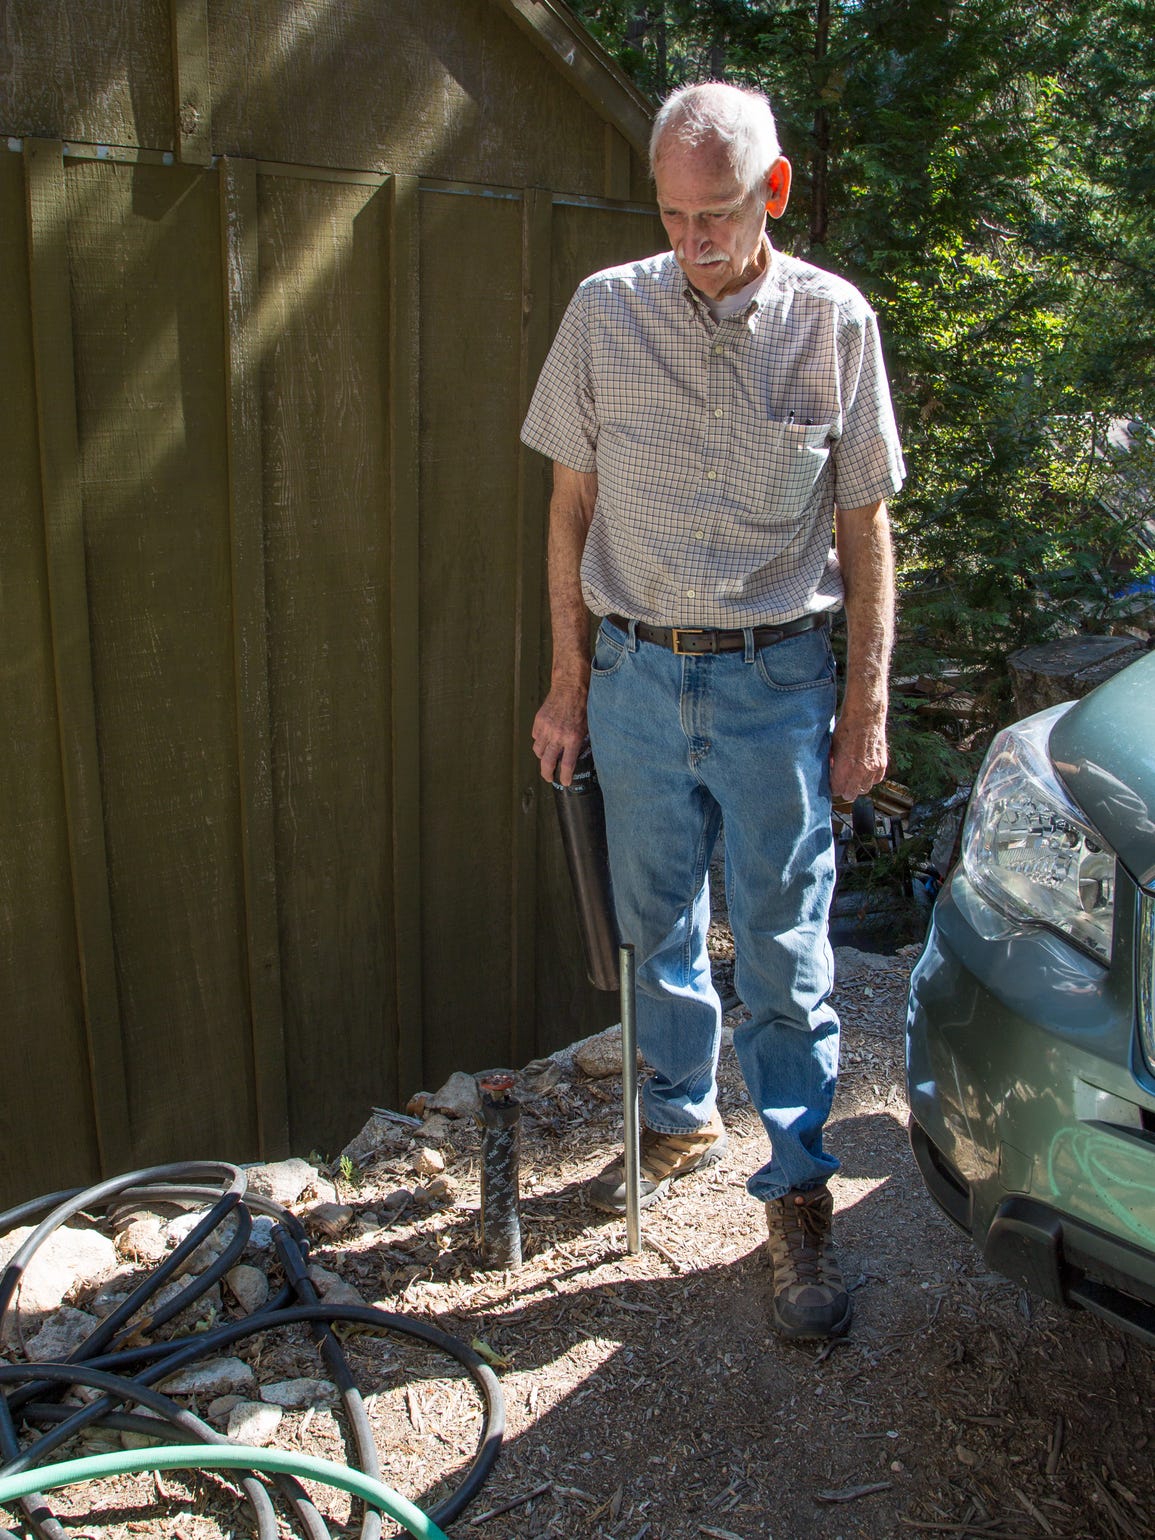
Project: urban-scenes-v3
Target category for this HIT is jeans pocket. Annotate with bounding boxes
[754,627,836,693]
[591,621,629,677]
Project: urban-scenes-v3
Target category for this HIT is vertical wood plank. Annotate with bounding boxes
[511,186,554,1067]
[220,156,289,1156]
[170,0,213,164]
[388,173,424,1097]
[0,150,102,1207]
[605,125,633,201]
[23,138,132,1175]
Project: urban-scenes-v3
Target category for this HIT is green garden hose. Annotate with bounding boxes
[0,1444,448,1540]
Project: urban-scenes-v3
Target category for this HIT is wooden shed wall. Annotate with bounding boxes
[0,1,661,1206]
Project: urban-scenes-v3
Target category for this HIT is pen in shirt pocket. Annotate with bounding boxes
[786,410,815,426]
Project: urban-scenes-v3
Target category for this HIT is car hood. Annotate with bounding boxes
[1049,649,1155,890]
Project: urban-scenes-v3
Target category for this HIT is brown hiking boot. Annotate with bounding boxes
[764,1185,851,1340]
[586,1112,728,1214]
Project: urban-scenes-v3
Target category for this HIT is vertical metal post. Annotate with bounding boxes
[619,942,642,1254]
[478,1073,523,1270]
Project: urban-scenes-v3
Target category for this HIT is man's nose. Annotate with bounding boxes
[685,218,713,255]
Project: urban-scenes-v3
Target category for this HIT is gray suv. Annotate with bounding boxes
[906,648,1155,1342]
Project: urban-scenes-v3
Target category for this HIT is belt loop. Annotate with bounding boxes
[626,618,639,653]
[742,627,756,663]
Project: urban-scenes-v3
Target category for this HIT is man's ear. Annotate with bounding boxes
[765,156,792,219]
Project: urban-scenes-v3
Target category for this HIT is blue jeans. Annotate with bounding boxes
[586,617,840,1202]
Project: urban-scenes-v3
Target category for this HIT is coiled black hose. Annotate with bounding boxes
[0,1162,504,1536]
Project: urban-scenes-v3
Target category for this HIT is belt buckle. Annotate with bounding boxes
[670,628,704,655]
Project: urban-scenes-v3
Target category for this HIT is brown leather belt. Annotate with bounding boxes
[606,611,828,655]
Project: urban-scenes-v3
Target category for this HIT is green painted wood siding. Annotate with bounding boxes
[0,0,659,1205]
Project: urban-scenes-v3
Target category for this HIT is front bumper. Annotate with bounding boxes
[906,869,1155,1343]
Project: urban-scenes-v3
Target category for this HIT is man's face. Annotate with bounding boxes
[654,138,782,300]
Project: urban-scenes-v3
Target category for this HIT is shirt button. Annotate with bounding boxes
[706,469,717,481]
[693,530,704,539]
[685,588,695,598]
[713,408,724,419]
[713,345,724,355]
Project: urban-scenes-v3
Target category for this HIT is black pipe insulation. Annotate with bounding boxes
[0,1162,505,1536]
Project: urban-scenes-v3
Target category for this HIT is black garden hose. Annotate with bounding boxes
[0,1162,504,1536]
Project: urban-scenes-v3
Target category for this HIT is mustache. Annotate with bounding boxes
[676,245,727,265]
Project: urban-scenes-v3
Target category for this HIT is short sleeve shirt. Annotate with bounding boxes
[520,247,905,628]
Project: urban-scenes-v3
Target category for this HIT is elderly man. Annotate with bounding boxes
[521,81,904,1340]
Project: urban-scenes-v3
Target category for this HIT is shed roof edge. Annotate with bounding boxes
[489,0,655,160]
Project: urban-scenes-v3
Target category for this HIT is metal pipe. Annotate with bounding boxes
[552,744,620,991]
[619,943,641,1254]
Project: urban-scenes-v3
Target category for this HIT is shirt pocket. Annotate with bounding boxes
[753,420,834,520]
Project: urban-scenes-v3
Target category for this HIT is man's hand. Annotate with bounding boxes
[830,703,887,801]
[533,681,589,786]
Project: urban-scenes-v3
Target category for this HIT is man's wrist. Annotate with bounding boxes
[840,690,887,722]
[550,663,590,691]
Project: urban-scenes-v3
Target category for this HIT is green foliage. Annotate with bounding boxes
[886,693,978,801]
[570,0,1155,801]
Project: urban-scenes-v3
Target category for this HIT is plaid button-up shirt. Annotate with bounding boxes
[521,246,905,628]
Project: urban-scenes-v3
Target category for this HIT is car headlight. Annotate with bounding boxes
[961,703,1116,963]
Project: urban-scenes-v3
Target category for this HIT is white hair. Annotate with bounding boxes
[650,82,781,194]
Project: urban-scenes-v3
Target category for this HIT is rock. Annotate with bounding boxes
[340,1113,416,1166]
[381,1189,413,1213]
[408,1147,445,1176]
[114,1217,170,1265]
[316,1277,364,1308]
[521,1057,564,1094]
[406,1092,430,1118]
[227,1400,283,1446]
[149,1278,222,1326]
[426,1071,480,1119]
[423,1176,457,1204]
[356,1213,382,1234]
[225,1264,270,1314]
[574,1025,641,1080]
[306,1202,354,1238]
[81,1429,122,1456]
[259,1377,338,1408]
[89,1281,131,1319]
[244,1158,337,1209]
[417,1113,452,1144]
[25,1306,98,1362]
[0,1226,119,1345]
[833,947,894,981]
[207,1394,245,1421]
[120,1410,167,1449]
[306,1265,364,1308]
[158,1356,257,1398]
[164,1210,233,1272]
[248,1216,276,1251]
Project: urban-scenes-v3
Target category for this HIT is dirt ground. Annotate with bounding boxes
[8,945,1155,1540]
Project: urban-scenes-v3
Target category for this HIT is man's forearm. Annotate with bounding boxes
[532,463,598,784]
[837,499,895,712]
[546,469,596,688]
